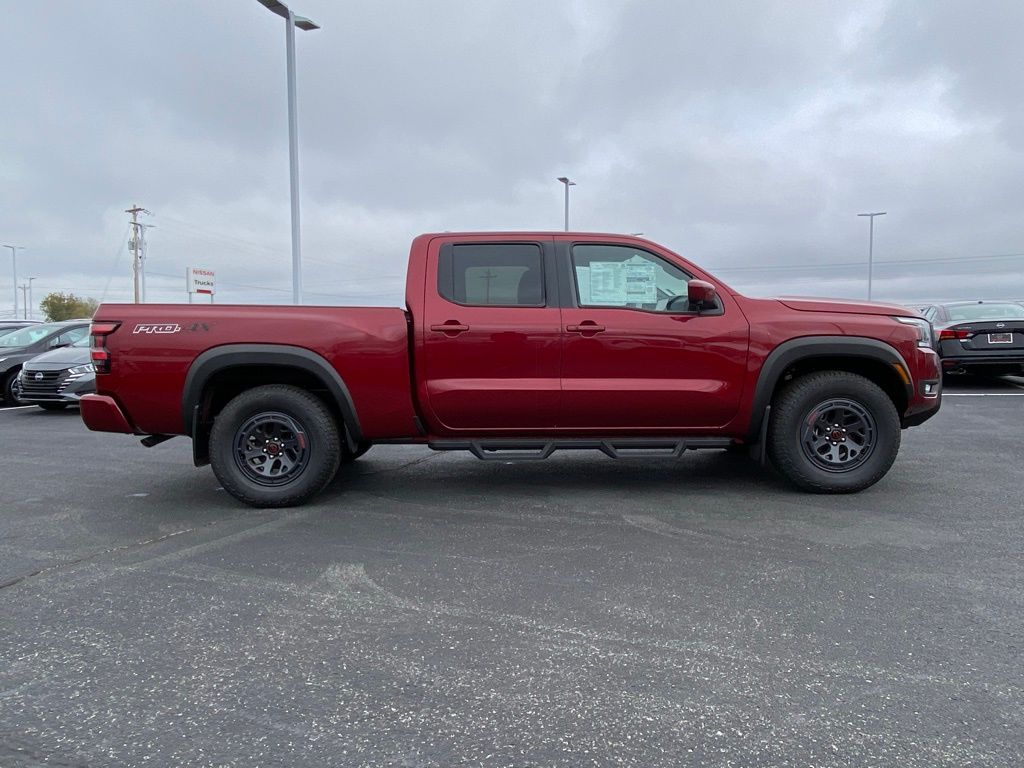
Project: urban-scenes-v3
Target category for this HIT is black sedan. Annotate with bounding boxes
[0,321,91,405]
[919,301,1024,378]
[17,336,96,410]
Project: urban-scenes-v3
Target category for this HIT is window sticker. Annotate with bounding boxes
[588,262,627,304]
[623,260,657,303]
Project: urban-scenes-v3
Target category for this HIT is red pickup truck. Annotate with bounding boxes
[81,232,941,507]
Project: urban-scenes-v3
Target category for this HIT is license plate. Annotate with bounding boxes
[988,332,1013,344]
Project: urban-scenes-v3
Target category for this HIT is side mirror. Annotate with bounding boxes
[687,279,718,312]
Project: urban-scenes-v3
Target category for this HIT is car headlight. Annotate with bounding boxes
[895,316,934,348]
[67,363,95,376]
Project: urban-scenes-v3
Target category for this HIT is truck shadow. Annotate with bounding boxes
[329,448,793,507]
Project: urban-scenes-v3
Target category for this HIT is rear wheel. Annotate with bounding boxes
[767,371,900,493]
[209,385,341,508]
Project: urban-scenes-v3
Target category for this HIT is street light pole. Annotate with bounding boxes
[557,177,576,231]
[857,212,886,300]
[257,0,319,305]
[2,245,23,319]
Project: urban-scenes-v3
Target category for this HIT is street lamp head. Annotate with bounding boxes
[857,212,887,217]
[256,0,319,29]
[557,177,576,186]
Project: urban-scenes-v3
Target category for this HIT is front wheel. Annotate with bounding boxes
[767,371,901,493]
[209,385,341,508]
[3,370,26,406]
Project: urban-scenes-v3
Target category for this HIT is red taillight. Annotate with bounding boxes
[938,328,971,341]
[90,321,121,373]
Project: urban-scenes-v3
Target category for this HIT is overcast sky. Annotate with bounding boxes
[2,0,1023,316]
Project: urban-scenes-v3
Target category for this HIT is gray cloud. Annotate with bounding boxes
[1,0,1022,317]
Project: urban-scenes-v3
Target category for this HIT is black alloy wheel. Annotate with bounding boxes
[800,398,876,472]
[767,371,900,493]
[210,385,341,508]
[233,411,311,486]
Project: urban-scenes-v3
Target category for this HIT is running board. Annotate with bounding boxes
[429,437,733,461]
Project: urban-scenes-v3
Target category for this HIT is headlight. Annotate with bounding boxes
[895,316,934,348]
[67,363,95,376]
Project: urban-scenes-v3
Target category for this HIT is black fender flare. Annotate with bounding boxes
[181,343,363,441]
[747,336,912,443]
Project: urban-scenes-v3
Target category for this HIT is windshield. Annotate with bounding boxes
[946,303,1024,322]
[0,322,70,348]
[72,335,91,348]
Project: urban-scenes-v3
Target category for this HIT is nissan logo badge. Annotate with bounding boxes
[34,372,43,381]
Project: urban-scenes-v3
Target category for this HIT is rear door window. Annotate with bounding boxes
[438,243,545,307]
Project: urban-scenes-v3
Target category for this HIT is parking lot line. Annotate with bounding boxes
[0,405,39,412]
[944,393,1024,397]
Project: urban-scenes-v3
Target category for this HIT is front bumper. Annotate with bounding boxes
[901,348,942,428]
[80,394,136,433]
[19,370,96,404]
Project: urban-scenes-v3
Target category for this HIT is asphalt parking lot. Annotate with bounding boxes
[1,379,1023,767]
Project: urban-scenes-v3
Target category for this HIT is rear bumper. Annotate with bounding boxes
[938,340,1024,368]
[940,354,1024,368]
[80,394,136,434]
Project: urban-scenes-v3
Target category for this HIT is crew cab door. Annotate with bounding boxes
[420,238,561,431]
[558,241,749,430]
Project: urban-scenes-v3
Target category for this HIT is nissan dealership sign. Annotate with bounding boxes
[186,267,215,296]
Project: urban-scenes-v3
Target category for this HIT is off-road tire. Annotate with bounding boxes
[210,384,341,508]
[767,371,900,493]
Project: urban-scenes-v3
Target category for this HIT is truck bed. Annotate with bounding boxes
[92,304,420,439]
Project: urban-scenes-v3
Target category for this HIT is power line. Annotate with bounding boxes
[714,251,1024,273]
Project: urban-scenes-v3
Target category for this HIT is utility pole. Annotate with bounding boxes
[126,205,151,303]
[857,212,886,300]
[19,284,29,318]
[3,244,23,318]
[21,278,35,319]
[137,224,155,303]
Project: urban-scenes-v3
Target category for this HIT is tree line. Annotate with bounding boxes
[37,292,99,322]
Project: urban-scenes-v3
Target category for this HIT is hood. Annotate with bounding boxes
[21,345,92,370]
[0,347,32,363]
[775,296,915,317]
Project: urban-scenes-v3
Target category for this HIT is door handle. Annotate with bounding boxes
[566,322,606,334]
[430,322,470,335]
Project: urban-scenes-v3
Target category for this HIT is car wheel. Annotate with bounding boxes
[3,369,27,406]
[767,371,900,493]
[38,402,69,411]
[209,384,341,508]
